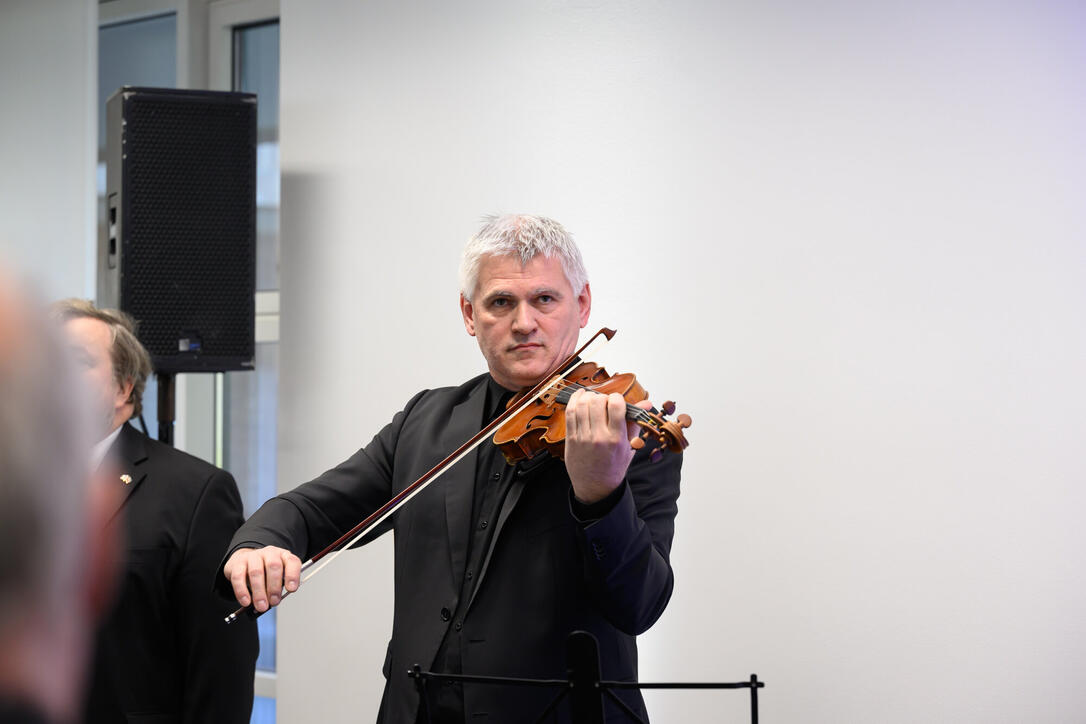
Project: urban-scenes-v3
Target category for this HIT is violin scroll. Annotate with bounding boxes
[631,403,692,462]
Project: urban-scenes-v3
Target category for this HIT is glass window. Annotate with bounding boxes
[98,14,177,153]
[97,8,281,722]
[252,696,276,723]
[234,21,280,291]
[226,20,281,678]
[225,342,279,673]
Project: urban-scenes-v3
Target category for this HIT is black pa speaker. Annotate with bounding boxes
[98,86,257,373]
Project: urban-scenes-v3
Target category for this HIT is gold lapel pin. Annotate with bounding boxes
[120,474,132,485]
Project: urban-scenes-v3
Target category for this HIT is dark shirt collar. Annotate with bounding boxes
[484,375,518,423]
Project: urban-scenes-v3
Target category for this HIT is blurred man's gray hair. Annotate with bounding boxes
[0,274,96,622]
[459,214,588,301]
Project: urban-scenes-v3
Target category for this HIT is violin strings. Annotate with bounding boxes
[551,380,654,422]
[547,378,657,424]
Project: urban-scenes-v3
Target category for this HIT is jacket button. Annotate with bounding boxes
[591,540,606,560]
[440,607,451,621]
[454,622,463,631]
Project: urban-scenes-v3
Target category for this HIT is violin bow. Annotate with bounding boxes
[226,328,616,623]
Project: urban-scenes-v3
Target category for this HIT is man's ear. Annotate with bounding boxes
[577,282,592,328]
[115,378,135,410]
[460,294,477,336]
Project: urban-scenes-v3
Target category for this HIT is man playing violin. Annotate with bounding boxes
[221,214,683,723]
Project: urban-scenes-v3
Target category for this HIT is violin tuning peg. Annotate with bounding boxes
[650,448,663,464]
[677,413,692,429]
[641,429,652,439]
[630,436,645,451]
[661,400,676,416]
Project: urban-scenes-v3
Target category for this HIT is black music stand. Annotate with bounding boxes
[409,631,764,724]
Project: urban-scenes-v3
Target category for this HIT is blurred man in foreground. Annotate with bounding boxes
[0,271,115,724]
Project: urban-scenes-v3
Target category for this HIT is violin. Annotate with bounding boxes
[226,328,691,624]
[493,361,691,464]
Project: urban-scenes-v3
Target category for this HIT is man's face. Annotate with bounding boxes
[63,317,132,437]
[461,253,591,390]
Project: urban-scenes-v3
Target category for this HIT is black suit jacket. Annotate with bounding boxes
[85,423,259,724]
[225,373,682,723]
[0,698,49,724]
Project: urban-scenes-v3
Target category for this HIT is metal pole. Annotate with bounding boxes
[750,674,759,724]
[156,371,175,445]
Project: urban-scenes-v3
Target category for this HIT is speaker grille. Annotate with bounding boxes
[116,89,256,371]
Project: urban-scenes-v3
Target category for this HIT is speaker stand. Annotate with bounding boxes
[156,371,175,445]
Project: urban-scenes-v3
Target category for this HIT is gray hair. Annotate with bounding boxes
[0,275,96,621]
[459,214,588,302]
[52,299,153,418]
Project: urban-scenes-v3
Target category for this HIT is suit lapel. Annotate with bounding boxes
[442,381,488,588]
[106,423,150,521]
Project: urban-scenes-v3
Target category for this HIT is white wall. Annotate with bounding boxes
[0,0,97,299]
[277,1,1085,722]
